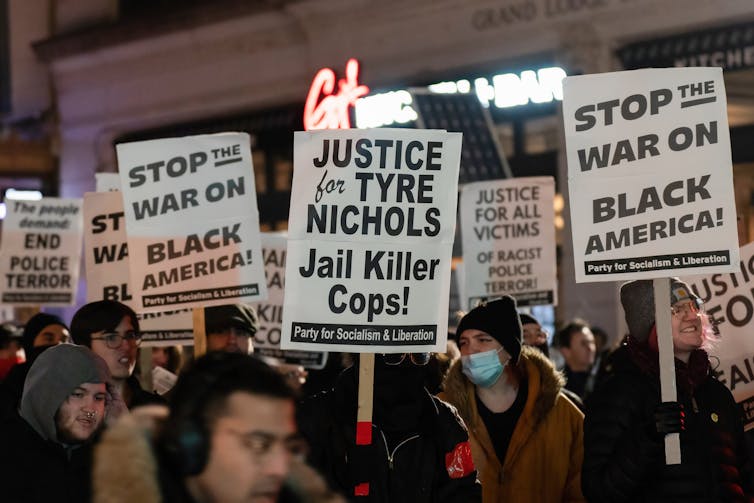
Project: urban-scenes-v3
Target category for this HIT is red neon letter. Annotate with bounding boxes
[303,58,369,130]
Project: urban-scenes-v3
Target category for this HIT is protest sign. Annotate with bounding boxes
[83,191,195,346]
[116,133,268,311]
[564,68,739,283]
[281,128,462,353]
[95,173,121,192]
[253,233,326,369]
[460,177,556,309]
[682,241,754,431]
[83,191,132,304]
[0,197,83,305]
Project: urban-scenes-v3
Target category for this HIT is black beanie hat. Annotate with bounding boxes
[518,313,539,326]
[21,313,68,355]
[620,277,701,342]
[455,296,522,364]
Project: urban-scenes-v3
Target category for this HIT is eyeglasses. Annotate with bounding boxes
[382,353,431,366]
[91,331,142,349]
[671,300,703,318]
[224,428,308,462]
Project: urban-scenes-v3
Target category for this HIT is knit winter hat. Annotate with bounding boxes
[455,296,522,364]
[620,277,702,342]
[518,313,539,326]
[21,312,68,355]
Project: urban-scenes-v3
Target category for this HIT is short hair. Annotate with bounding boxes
[556,319,590,349]
[70,300,140,348]
[167,352,296,432]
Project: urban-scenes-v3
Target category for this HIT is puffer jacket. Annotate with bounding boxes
[439,345,585,503]
[582,338,754,503]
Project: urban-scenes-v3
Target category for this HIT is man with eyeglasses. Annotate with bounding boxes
[298,351,481,502]
[70,300,163,413]
[92,352,342,503]
[583,278,754,502]
[0,343,112,503]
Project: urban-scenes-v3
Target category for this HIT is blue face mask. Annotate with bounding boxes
[461,348,505,388]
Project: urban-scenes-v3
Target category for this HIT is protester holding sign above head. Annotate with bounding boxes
[204,303,259,354]
[71,300,163,412]
[440,296,585,503]
[298,352,481,502]
[0,343,112,503]
[0,312,70,419]
[582,278,754,502]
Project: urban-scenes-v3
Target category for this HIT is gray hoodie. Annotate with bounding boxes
[19,343,110,443]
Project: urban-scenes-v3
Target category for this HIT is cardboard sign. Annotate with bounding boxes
[254,233,326,369]
[682,242,754,431]
[460,177,556,309]
[0,198,83,305]
[83,191,132,304]
[116,133,268,311]
[564,68,739,282]
[281,128,462,353]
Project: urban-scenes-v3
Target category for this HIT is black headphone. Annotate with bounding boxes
[161,352,252,476]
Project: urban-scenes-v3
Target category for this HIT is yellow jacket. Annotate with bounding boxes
[438,346,586,503]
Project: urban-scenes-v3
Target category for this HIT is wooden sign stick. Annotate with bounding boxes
[354,353,375,497]
[653,278,681,465]
[193,307,207,359]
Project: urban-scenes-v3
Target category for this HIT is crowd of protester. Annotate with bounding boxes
[0,277,753,502]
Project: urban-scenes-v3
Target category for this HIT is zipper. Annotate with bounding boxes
[380,430,420,470]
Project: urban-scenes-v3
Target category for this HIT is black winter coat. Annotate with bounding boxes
[298,368,481,503]
[583,341,754,503]
[0,412,95,503]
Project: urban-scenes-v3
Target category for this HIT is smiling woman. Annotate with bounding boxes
[582,278,754,502]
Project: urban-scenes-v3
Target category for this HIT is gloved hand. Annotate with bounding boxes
[651,401,685,439]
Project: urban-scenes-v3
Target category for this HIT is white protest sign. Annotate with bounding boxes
[139,308,194,347]
[95,173,121,192]
[254,233,326,369]
[83,191,197,346]
[83,191,132,304]
[564,68,739,283]
[460,177,556,309]
[682,242,754,431]
[282,128,462,353]
[116,133,268,311]
[0,198,83,305]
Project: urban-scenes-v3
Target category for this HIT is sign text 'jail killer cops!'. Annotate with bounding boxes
[281,129,461,353]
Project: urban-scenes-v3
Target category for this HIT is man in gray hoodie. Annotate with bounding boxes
[0,343,111,503]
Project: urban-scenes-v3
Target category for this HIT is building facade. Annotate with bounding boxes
[27,0,754,338]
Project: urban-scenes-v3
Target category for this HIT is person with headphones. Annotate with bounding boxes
[93,352,344,503]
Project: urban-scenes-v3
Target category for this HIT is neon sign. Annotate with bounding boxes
[354,66,567,128]
[303,59,370,130]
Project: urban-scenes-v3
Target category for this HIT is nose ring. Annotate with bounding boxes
[85,411,95,420]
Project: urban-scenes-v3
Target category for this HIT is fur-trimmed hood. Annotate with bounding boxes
[441,345,565,432]
[93,406,346,503]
